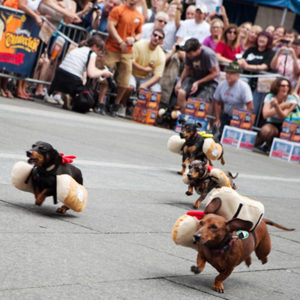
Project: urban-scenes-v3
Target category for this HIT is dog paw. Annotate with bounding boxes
[177,171,183,175]
[186,191,192,196]
[56,206,68,214]
[191,265,200,274]
[193,202,200,209]
[213,283,224,293]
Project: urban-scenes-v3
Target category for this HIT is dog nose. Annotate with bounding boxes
[193,233,201,244]
[187,173,191,178]
[26,150,32,157]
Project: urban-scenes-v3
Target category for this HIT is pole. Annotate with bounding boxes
[280,7,288,26]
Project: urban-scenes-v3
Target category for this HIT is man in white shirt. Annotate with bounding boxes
[176,4,210,45]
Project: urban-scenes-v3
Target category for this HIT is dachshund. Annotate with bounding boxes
[178,119,207,176]
[26,141,83,214]
[191,213,294,293]
[186,160,237,208]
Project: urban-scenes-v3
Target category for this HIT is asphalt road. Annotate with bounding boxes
[0,97,299,300]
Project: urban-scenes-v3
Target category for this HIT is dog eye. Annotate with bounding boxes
[209,225,218,230]
[199,221,203,226]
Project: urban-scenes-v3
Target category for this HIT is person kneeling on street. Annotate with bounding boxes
[49,35,112,110]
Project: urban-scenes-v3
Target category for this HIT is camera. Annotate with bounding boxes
[91,0,99,12]
[175,45,182,51]
[280,39,290,44]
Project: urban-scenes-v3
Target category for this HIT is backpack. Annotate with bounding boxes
[72,51,95,113]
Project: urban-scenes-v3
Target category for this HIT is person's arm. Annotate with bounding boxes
[216,52,233,64]
[107,19,128,53]
[190,65,219,95]
[87,54,113,78]
[246,101,254,111]
[270,49,282,70]
[213,99,222,127]
[262,97,296,119]
[19,0,43,26]
[175,65,191,92]
[139,0,149,22]
[91,6,102,30]
[219,5,229,29]
[139,75,161,90]
[42,0,81,22]
[76,1,92,18]
[289,47,300,76]
[132,61,153,73]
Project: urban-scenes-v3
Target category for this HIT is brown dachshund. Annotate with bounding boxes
[191,213,294,293]
[186,160,238,208]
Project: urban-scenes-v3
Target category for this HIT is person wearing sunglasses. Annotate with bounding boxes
[253,78,297,154]
[116,29,166,117]
[215,24,241,64]
[141,11,169,44]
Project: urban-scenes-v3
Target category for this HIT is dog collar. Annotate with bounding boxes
[209,235,235,255]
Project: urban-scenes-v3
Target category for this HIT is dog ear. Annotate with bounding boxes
[226,218,253,232]
[196,122,202,129]
[204,197,221,214]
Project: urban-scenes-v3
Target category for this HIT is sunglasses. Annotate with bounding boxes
[157,19,167,25]
[152,32,164,40]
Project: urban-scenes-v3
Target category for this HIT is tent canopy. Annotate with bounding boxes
[243,0,300,14]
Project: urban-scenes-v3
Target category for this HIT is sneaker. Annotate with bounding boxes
[53,94,64,105]
[110,104,120,117]
[94,103,106,115]
[44,94,57,104]
[116,105,126,117]
[253,142,270,155]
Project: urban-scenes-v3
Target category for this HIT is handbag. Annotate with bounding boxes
[72,51,95,113]
[285,105,300,123]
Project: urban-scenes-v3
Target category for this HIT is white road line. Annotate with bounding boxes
[1,153,300,183]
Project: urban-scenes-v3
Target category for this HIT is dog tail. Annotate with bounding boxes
[263,218,295,231]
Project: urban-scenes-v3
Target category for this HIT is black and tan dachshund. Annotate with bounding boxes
[26,141,83,213]
[186,160,238,208]
[178,119,207,175]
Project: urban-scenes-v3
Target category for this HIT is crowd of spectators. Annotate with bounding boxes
[1,0,300,154]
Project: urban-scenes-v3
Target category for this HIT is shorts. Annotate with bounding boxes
[181,77,217,102]
[129,75,162,93]
[103,50,133,88]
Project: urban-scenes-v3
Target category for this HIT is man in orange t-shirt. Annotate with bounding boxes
[95,0,144,116]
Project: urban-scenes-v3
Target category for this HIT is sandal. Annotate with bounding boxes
[4,90,14,99]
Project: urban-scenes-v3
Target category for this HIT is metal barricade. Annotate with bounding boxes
[0,6,89,89]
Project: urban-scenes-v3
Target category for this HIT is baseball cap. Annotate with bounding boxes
[195,4,208,14]
[225,61,243,73]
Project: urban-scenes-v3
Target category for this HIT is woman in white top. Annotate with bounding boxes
[49,35,112,97]
[254,77,297,153]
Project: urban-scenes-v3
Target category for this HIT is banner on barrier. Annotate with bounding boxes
[0,7,41,76]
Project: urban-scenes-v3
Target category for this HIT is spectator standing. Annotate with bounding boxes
[91,0,120,34]
[254,78,297,154]
[95,0,144,116]
[265,25,275,35]
[141,11,169,42]
[147,0,166,23]
[175,38,219,113]
[213,61,253,139]
[215,24,241,64]
[202,18,224,51]
[118,29,166,116]
[238,31,275,117]
[184,4,195,20]
[176,4,210,45]
[239,22,252,52]
[270,38,300,90]
[272,25,286,50]
[242,24,262,52]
